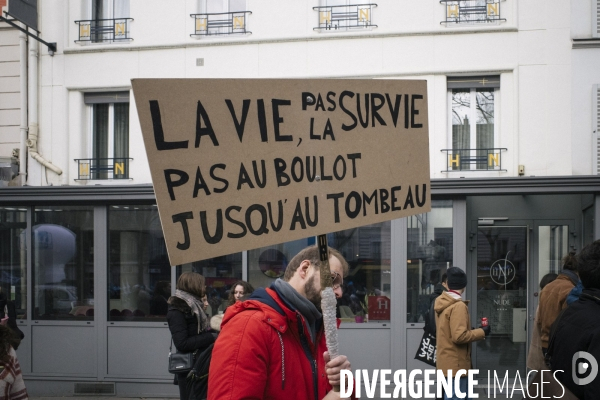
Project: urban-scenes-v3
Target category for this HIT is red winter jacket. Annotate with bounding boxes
[208,287,353,400]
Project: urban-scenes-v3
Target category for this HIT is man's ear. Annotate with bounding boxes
[298,260,312,279]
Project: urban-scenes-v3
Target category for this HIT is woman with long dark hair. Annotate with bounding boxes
[226,280,254,308]
[167,272,217,400]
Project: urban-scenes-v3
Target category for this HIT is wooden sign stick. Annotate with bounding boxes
[317,234,340,393]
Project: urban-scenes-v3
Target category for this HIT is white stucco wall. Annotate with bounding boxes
[25,0,597,186]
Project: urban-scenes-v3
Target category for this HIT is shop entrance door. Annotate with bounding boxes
[471,220,574,381]
[472,225,529,379]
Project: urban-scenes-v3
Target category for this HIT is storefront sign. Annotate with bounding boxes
[132,79,431,265]
[490,255,516,285]
[368,295,391,320]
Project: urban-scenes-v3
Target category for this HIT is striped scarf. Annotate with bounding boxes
[174,290,209,334]
[0,347,28,400]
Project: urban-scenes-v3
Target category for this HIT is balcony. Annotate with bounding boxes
[441,148,507,172]
[313,4,377,31]
[75,158,133,180]
[75,18,134,43]
[190,11,252,37]
[440,0,505,24]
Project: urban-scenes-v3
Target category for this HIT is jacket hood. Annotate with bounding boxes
[434,291,463,314]
[433,283,446,296]
[581,288,600,305]
[220,287,291,334]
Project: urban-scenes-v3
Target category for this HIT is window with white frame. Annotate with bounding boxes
[200,0,246,14]
[314,0,377,31]
[83,0,131,43]
[593,84,600,174]
[447,76,500,171]
[192,0,249,36]
[82,92,130,180]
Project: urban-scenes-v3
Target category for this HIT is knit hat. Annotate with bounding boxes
[447,267,467,290]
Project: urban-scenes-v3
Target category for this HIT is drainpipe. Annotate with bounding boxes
[26,39,63,178]
[18,29,27,184]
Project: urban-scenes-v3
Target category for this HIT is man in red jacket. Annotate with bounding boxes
[208,245,354,400]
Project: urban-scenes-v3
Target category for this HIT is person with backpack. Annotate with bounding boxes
[424,273,447,336]
[208,245,354,400]
[435,267,490,400]
[548,241,600,399]
[167,272,218,400]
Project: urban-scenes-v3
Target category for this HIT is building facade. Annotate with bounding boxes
[1,0,600,397]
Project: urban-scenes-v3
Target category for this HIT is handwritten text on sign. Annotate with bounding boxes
[132,79,431,265]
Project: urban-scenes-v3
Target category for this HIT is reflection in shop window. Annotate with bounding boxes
[406,200,453,323]
[248,238,315,293]
[108,205,172,321]
[0,207,27,319]
[33,206,94,320]
[327,221,391,324]
[177,253,242,318]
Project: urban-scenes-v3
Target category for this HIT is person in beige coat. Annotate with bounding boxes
[526,273,557,371]
[537,252,578,353]
[435,267,489,400]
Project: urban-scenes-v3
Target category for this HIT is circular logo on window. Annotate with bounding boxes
[490,257,516,286]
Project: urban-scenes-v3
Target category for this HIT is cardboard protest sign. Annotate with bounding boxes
[132,79,430,265]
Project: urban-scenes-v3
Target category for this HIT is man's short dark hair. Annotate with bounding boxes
[576,240,600,289]
[283,245,349,281]
[441,273,448,284]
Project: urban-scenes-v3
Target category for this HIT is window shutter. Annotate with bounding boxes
[594,0,600,38]
[594,85,600,174]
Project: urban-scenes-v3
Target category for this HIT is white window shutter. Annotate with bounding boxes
[594,85,600,174]
[594,0,600,38]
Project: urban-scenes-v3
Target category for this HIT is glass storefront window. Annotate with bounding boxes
[33,206,94,320]
[248,238,315,290]
[0,207,27,319]
[327,221,391,324]
[176,253,243,318]
[108,205,172,321]
[406,200,453,323]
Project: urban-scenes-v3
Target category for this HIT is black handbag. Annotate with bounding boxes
[168,339,196,374]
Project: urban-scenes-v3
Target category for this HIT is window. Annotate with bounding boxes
[200,0,246,13]
[192,0,250,36]
[33,206,94,320]
[108,205,172,321]
[81,92,130,180]
[76,0,132,43]
[248,239,315,290]
[314,0,377,31]
[593,84,600,174]
[327,221,391,324]
[176,254,243,318]
[440,0,506,25]
[447,76,501,172]
[406,200,453,323]
[0,207,27,319]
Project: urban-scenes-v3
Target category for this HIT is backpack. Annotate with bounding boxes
[423,294,439,336]
[186,343,214,400]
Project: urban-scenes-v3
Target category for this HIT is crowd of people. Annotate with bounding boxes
[428,242,600,400]
[164,240,600,400]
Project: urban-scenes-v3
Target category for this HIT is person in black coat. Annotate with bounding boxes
[549,240,600,399]
[167,272,217,400]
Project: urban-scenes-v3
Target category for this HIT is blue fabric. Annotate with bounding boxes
[444,377,470,400]
[566,280,583,305]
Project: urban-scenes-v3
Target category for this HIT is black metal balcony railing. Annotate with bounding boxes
[313,4,377,31]
[190,11,252,37]
[439,0,505,24]
[75,158,133,180]
[441,148,507,172]
[75,18,134,43]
